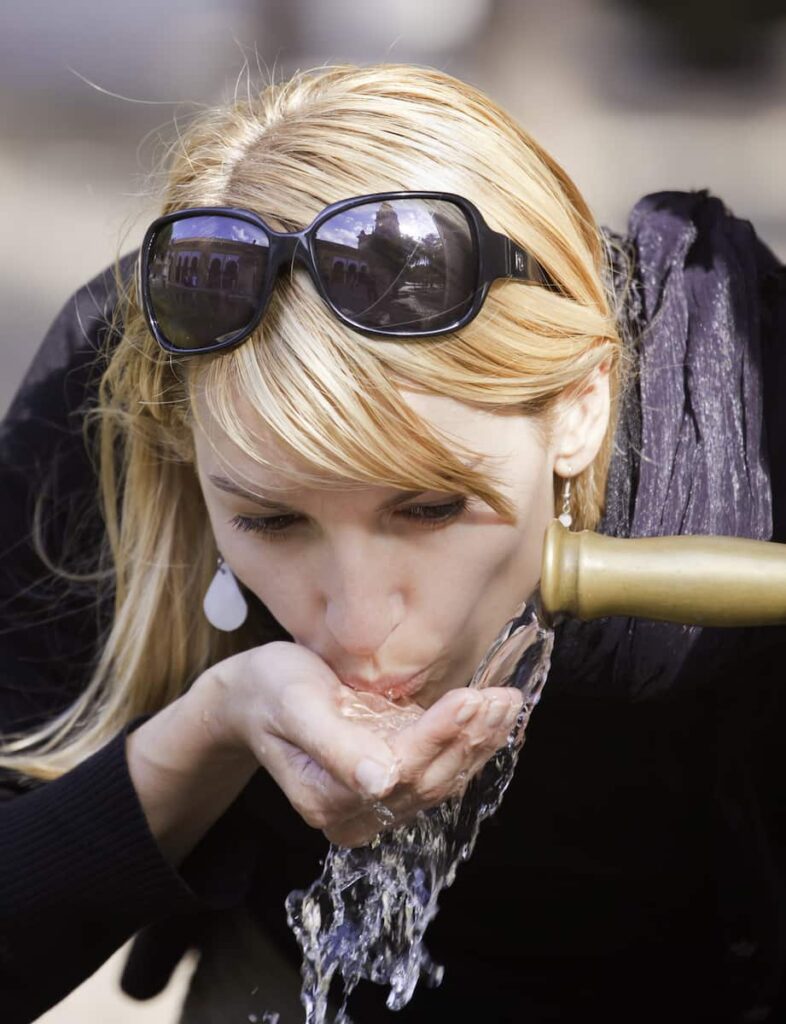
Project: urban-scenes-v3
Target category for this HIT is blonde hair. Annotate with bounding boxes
[2,64,627,780]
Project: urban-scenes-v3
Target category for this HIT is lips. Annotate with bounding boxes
[340,666,431,701]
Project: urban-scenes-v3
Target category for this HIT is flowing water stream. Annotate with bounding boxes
[284,595,554,1023]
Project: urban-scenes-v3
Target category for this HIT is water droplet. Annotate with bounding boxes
[372,801,396,826]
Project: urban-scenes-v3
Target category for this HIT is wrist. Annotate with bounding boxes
[187,663,257,770]
[126,671,258,865]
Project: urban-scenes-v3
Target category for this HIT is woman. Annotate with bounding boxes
[1,65,784,1023]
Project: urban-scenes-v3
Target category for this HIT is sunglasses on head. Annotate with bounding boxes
[139,191,561,355]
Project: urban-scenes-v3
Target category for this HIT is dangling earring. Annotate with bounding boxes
[203,557,249,631]
[558,473,573,529]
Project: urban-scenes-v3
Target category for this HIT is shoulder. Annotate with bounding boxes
[4,252,135,431]
[0,258,136,733]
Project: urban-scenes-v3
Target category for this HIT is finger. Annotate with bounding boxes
[384,686,483,775]
[324,691,523,844]
[315,689,491,846]
[323,813,381,848]
[415,688,523,801]
[386,687,523,814]
[389,686,517,779]
[266,674,400,799]
[261,733,375,832]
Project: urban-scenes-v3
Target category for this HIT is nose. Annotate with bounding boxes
[322,548,404,658]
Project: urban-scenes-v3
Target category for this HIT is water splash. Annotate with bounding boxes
[285,596,554,1023]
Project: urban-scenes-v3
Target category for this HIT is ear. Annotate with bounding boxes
[550,358,612,478]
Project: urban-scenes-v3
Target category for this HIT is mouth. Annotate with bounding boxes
[340,665,433,702]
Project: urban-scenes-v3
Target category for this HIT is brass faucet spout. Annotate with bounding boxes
[540,521,786,626]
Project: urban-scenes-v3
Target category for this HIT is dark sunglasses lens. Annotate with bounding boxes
[146,215,269,349]
[314,199,477,333]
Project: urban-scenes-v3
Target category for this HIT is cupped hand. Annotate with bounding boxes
[211,641,523,848]
[324,683,523,846]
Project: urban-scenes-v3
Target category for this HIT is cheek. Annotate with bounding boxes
[207,509,247,573]
[211,524,319,643]
[448,489,551,603]
[226,539,310,628]
[204,506,307,622]
[405,518,543,649]
[436,492,553,667]
[444,523,539,619]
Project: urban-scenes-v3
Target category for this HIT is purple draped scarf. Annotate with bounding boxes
[547,189,785,699]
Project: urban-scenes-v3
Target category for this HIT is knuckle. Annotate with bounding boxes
[310,807,330,831]
[445,777,466,801]
[286,749,331,793]
[451,773,471,799]
[278,679,311,718]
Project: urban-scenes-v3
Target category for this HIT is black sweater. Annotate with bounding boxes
[3,197,786,1024]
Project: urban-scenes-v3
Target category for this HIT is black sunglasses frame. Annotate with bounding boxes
[139,190,560,355]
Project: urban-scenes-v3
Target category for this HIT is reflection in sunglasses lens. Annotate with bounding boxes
[314,199,477,333]
[148,215,269,349]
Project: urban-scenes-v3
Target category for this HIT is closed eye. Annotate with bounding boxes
[228,496,468,539]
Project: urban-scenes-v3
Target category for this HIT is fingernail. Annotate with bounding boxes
[455,692,481,725]
[355,758,395,797]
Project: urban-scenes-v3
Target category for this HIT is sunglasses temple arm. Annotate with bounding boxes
[489,231,560,292]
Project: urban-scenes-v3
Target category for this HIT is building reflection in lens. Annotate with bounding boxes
[148,216,268,348]
[315,199,475,331]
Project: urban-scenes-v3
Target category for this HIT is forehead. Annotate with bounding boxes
[191,384,542,493]
[191,389,335,494]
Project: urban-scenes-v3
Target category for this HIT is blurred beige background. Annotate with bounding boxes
[1,0,784,1020]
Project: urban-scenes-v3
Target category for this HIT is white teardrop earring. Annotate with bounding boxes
[203,557,249,632]
[558,474,573,529]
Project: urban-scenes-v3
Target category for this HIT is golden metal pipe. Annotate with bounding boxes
[539,520,786,626]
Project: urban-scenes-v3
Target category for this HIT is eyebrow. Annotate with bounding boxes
[207,473,430,512]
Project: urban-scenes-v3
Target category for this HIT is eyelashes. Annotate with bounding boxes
[228,496,469,539]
